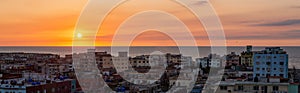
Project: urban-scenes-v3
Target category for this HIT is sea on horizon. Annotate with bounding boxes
[0,46,300,69]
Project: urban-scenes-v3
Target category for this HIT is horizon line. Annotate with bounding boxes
[0,45,300,47]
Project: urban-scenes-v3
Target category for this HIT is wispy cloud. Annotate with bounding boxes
[291,6,300,9]
[253,19,300,26]
[192,1,208,6]
[225,30,300,40]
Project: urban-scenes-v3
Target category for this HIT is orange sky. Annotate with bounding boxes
[1,0,300,46]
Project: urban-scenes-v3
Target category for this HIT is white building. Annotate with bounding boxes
[196,54,223,68]
[180,56,193,68]
[112,52,129,72]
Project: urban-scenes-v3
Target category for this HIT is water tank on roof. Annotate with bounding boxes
[59,76,64,80]
[32,82,37,85]
[64,76,69,79]
[28,78,33,82]
[36,82,41,85]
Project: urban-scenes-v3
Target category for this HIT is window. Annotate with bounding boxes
[253,86,259,90]
[274,68,277,70]
[220,86,227,90]
[262,68,265,70]
[280,62,284,65]
[266,62,271,65]
[238,86,244,90]
[280,74,284,77]
[256,68,260,71]
[273,86,279,91]
[256,62,260,65]
[267,68,271,72]
[280,68,284,72]
[256,74,260,77]
[274,62,277,64]
[261,86,267,91]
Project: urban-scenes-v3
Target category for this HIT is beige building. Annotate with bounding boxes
[216,81,290,93]
[102,56,113,69]
[130,57,148,67]
[130,53,182,67]
[241,52,253,67]
[166,53,182,65]
[129,55,149,67]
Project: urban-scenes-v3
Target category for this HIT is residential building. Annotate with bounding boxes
[130,56,148,67]
[166,53,182,65]
[102,56,113,69]
[180,56,193,68]
[0,74,76,93]
[196,57,209,68]
[253,47,289,79]
[216,81,297,93]
[196,54,223,68]
[112,52,129,72]
[94,51,113,69]
[241,45,254,67]
[225,52,240,67]
[0,79,76,93]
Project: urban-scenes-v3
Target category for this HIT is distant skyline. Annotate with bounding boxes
[1,0,300,46]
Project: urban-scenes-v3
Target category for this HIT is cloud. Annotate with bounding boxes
[286,30,300,33]
[253,19,300,26]
[291,6,300,9]
[238,20,263,24]
[225,30,300,40]
[192,1,208,6]
[96,29,300,41]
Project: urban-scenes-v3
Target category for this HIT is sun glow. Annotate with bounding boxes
[77,33,82,38]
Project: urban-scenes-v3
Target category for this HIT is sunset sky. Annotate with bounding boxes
[1,0,300,46]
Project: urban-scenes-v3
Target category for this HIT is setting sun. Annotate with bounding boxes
[77,33,82,38]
